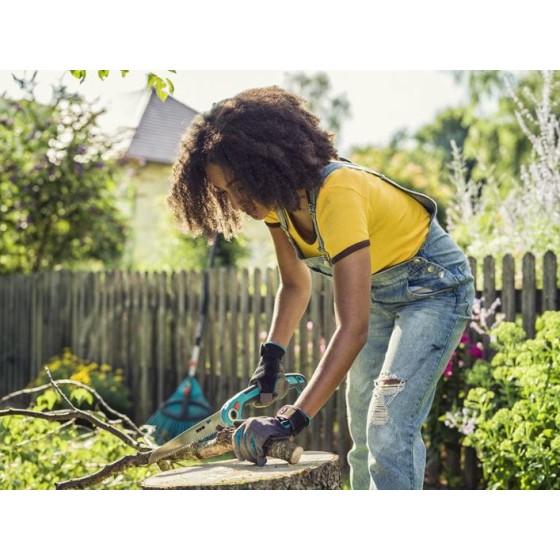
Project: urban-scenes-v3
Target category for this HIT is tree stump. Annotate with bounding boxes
[141,451,341,490]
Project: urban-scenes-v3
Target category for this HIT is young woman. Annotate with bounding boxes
[168,85,475,489]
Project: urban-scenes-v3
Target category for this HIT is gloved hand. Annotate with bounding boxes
[233,404,310,466]
[249,342,287,407]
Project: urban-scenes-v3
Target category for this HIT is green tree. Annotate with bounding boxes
[0,76,128,273]
[447,70,560,260]
[412,106,472,168]
[350,141,454,227]
[157,230,250,270]
[452,70,556,182]
[284,72,351,136]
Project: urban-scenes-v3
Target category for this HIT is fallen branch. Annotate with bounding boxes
[55,427,237,489]
[55,450,153,490]
[0,367,154,452]
[0,406,151,453]
[1,375,145,438]
[55,428,303,489]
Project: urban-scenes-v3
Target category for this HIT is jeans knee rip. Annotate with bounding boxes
[371,371,405,425]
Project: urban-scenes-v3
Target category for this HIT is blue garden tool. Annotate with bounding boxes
[144,235,220,444]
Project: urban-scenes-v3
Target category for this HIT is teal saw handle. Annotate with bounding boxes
[284,373,306,392]
[220,385,260,425]
[220,373,306,425]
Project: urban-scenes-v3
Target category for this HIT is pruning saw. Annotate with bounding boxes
[148,373,306,465]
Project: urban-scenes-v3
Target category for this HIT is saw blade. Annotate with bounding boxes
[148,411,222,464]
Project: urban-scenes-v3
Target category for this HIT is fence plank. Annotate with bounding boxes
[468,257,478,292]
[543,251,558,312]
[482,256,497,311]
[155,271,167,405]
[522,253,537,338]
[239,269,250,386]
[502,254,516,321]
[252,268,263,367]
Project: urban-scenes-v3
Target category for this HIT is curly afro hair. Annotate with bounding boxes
[168,85,338,239]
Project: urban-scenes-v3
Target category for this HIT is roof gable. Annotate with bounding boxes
[125,90,198,164]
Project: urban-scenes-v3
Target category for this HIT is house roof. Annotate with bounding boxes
[125,89,198,164]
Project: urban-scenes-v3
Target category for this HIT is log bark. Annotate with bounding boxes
[141,451,341,490]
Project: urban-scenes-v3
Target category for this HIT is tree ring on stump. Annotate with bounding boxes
[141,451,341,490]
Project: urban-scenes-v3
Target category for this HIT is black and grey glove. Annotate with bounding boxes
[249,342,287,407]
[233,405,310,466]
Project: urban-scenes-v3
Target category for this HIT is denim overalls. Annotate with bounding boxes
[276,160,475,489]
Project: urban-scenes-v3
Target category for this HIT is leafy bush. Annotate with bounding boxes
[446,311,560,489]
[0,388,157,490]
[29,348,132,415]
[0,76,128,273]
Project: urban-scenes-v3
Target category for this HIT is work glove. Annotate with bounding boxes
[249,342,287,407]
[233,405,310,466]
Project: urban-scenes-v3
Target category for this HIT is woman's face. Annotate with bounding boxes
[205,163,270,220]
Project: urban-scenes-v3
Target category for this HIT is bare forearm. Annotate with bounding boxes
[293,246,372,419]
[294,325,367,418]
[266,282,311,348]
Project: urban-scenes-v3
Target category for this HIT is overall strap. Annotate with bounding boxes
[307,184,328,259]
[276,208,305,259]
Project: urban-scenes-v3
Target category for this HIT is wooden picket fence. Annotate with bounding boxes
[0,250,558,486]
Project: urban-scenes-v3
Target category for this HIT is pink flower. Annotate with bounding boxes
[460,332,471,344]
[469,344,484,360]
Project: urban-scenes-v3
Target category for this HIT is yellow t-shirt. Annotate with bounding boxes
[265,166,431,274]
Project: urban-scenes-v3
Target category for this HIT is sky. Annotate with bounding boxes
[0,69,467,154]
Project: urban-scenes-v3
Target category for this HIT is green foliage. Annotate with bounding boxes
[413,106,473,167]
[446,71,560,261]
[456,70,542,180]
[29,349,132,415]
[0,410,157,490]
[69,70,175,101]
[284,72,351,136]
[0,78,128,273]
[453,312,560,489]
[152,205,250,270]
[164,233,250,270]
[350,144,453,226]
[147,72,176,101]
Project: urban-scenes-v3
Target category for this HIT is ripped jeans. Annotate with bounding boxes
[346,220,475,490]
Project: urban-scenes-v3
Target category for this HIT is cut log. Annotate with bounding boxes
[141,451,341,490]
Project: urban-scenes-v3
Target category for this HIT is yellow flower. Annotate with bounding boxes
[48,359,62,372]
[71,366,92,386]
